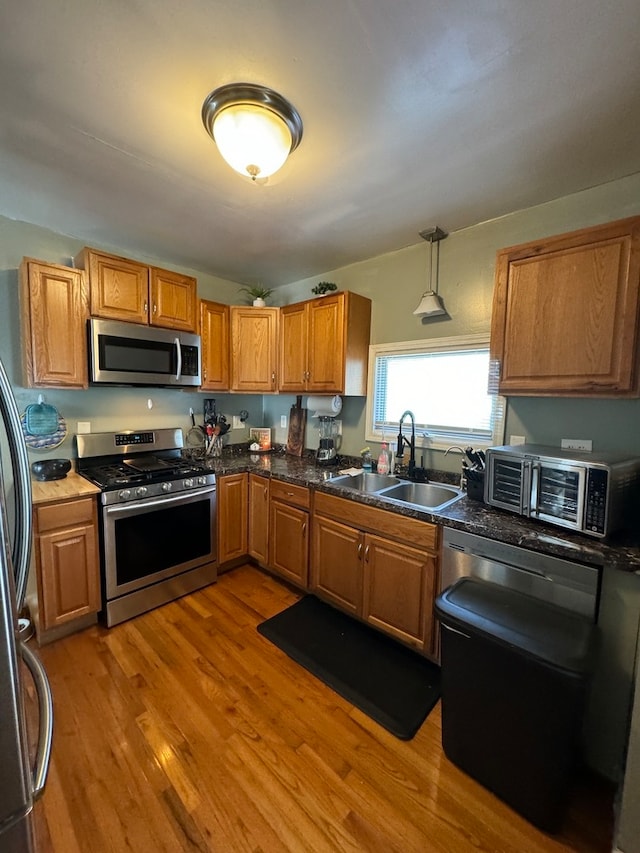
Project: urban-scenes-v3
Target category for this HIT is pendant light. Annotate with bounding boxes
[413,226,448,318]
[202,83,303,181]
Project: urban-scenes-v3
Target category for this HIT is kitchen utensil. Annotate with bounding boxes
[25,396,60,436]
[186,408,205,456]
[286,396,306,457]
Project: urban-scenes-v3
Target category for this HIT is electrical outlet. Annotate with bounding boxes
[77,421,91,434]
[280,415,287,428]
[561,438,593,452]
[232,415,243,430]
[509,434,526,445]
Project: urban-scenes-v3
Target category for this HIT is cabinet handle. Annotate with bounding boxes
[364,544,370,562]
[302,522,307,538]
[152,303,157,315]
[144,301,148,313]
[357,542,363,560]
[203,367,207,381]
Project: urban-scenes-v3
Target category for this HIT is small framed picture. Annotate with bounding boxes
[249,427,272,451]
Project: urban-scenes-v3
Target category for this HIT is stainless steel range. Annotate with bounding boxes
[76,428,217,627]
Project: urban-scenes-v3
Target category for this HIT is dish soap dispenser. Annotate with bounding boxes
[377,442,390,475]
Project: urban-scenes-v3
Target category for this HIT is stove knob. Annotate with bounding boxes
[184,478,194,489]
[119,489,131,501]
[197,476,207,486]
[161,482,173,493]
[135,486,148,498]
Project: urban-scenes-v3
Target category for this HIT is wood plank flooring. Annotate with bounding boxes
[31,564,614,852]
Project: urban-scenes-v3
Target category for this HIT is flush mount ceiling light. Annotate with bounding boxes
[413,225,449,319]
[201,83,303,181]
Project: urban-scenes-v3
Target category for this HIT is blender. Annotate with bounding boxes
[316,416,339,465]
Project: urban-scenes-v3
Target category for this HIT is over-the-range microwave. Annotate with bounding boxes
[484,444,640,538]
[89,318,201,387]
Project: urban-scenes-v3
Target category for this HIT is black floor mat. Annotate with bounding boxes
[257,595,441,739]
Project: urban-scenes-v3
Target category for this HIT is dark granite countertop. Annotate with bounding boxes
[200,448,640,574]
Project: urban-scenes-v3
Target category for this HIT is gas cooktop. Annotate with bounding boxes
[75,427,215,504]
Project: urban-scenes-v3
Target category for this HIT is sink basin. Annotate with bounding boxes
[377,481,464,510]
[327,472,401,492]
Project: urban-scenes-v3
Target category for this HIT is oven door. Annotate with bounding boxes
[102,485,216,600]
[530,460,586,532]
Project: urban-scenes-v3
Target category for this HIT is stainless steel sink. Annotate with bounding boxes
[376,481,464,510]
[326,472,464,511]
[327,472,401,492]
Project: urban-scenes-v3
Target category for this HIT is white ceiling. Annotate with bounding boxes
[1,0,639,288]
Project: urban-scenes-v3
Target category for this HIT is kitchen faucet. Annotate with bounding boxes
[397,410,417,477]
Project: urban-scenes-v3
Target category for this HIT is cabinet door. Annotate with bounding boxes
[306,294,345,393]
[84,249,150,324]
[491,215,640,396]
[230,307,279,392]
[37,503,100,631]
[217,473,248,566]
[248,474,269,565]
[200,299,230,390]
[279,302,308,392]
[311,515,362,616]
[20,259,89,388]
[269,500,309,587]
[362,533,436,653]
[150,267,198,332]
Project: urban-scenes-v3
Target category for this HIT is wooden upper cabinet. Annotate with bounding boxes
[278,291,372,395]
[490,216,640,397]
[279,302,308,392]
[75,247,197,331]
[230,306,278,393]
[20,258,89,389]
[200,299,230,390]
[150,267,198,332]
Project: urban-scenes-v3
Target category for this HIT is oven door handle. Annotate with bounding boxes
[174,338,182,381]
[105,485,217,515]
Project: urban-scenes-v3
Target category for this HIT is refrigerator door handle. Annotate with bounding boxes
[20,642,53,800]
[0,357,33,609]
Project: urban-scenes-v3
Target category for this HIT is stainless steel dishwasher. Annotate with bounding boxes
[440,528,601,621]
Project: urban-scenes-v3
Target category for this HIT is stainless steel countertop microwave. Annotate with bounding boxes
[89,318,201,387]
[484,444,640,539]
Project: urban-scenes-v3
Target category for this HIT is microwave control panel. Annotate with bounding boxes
[585,468,608,535]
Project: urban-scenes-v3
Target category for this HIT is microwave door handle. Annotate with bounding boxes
[20,642,54,800]
[530,461,540,517]
[174,338,182,381]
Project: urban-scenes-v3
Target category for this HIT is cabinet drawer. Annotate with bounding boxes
[270,480,310,509]
[314,492,438,552]
[36,497,96,533]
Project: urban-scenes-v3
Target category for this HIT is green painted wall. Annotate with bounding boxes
[267,172,640,465]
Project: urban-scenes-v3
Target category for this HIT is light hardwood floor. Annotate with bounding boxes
[31,564,613,852]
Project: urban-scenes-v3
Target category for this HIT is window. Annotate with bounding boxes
[365,334,505,450]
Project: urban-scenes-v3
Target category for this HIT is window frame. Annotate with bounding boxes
[364,333,506,452]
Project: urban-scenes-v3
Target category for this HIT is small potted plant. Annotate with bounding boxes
[238,285,274,307]
[311,281,338,296]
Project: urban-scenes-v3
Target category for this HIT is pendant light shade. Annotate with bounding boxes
[414,226,448,319]
[202,83,303,181]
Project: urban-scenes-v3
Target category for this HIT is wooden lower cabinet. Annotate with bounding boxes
[311,515,362,615]
[362,534,436,650]
[268,481,310,586]
[311,492,439,655]
[217,473,248,568]
[32,497,101,639]
[248,474,270,564]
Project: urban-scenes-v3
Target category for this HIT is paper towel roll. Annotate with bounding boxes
[307,395,342,417]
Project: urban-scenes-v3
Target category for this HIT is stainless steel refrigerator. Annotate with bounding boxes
[0,356,53,852]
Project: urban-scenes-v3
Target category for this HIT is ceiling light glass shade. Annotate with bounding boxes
[413,291,447,317]
[213,104,292,179]
[202,83,303,181]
